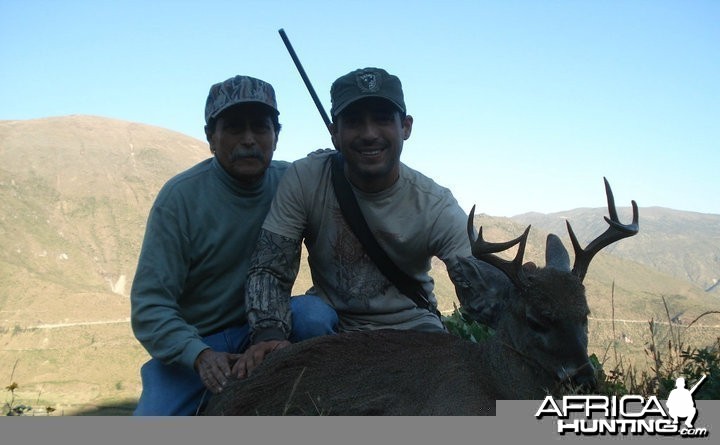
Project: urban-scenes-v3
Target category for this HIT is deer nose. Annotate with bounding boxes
[571,369,597,390]
[563,362,597,391]
[556,359,597,390]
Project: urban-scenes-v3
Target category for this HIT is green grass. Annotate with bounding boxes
[442,298,720,400]
[442,304,494,343]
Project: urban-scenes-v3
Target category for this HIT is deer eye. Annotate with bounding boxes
[526,313,551,333]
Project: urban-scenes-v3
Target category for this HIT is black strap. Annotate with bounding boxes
[330,152,439,316]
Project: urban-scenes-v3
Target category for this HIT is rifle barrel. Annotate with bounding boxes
[278,28,332,133]
[689,374,707,395]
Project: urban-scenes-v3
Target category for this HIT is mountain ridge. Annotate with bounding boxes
[512,206,720,294]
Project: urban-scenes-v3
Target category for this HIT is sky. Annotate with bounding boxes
[1,0,718,217]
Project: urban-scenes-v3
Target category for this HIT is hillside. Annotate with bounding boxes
[467,212,718,323]
[0,115,210,413]
[1,115,718,413]
[0,116,209,321]
[513,207,720,295]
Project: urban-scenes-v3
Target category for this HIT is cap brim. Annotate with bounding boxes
[332,95,404,117]
[210,100,279,121]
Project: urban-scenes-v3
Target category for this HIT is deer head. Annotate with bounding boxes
[454,177,639,389]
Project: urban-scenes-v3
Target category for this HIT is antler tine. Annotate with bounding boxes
[569,177,640,281]
[467,206,531,289]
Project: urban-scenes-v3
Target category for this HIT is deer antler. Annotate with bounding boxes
[567,177,639,282]
[467,205,531,289]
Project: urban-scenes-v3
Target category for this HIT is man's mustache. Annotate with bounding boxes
[228,147,264,163]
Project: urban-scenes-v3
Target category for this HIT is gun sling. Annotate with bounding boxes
[330,152,440,318]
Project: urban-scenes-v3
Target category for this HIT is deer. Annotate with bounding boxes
[204,178,639,416]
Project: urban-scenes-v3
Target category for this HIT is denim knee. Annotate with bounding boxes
[134,358,207,416]
[290,294,338,342]
[133,326,251,416]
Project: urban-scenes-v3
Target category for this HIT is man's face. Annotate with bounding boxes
[331,97,412,192]
[206,103,278,186]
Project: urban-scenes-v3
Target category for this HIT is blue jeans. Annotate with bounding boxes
[133,295,337,416]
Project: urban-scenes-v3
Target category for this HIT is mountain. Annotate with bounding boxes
[0,115,718,413]
[0,115,209,413]
[513,207,720,296]
[468,212,718,322]
[0,115,209,312]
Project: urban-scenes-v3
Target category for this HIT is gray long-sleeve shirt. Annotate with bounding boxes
[130,157,288,369]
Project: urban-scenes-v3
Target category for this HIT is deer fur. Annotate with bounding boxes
[204,236,595,416]
[204,179,638,416]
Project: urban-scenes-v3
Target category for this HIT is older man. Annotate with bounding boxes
[131,75,336,415]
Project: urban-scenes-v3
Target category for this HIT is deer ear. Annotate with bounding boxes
[545,234,571,271]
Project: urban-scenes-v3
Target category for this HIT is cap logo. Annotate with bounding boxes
[356,72,381,93]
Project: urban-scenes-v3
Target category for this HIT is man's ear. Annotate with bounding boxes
[204,125,215,153]
[402,115,413,140]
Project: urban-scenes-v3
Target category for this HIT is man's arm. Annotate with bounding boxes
[430,197,512,327]
[246,228,302,340]
[130,204,210,370]
[446,256,512,328]
[131,197,243,394]
[233,229,302,377]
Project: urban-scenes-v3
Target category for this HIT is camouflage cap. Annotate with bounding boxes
[330,67,406,118]
[204,75,279,124]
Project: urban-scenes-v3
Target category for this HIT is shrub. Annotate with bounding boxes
[443,303,720,399]
[442,305,494,343]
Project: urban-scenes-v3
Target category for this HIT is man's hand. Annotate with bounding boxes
[194,349,242,394]
[232,340,290,379]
